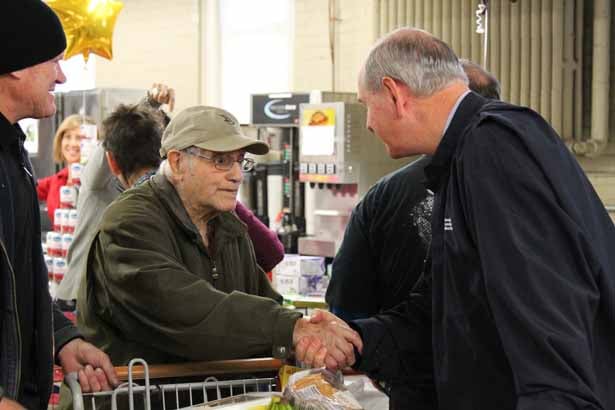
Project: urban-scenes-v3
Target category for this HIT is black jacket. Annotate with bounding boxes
[326,155,433,319]
[0,113,80,408]
[353,92,615,410]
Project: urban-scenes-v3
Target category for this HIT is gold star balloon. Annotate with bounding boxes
[46,0,124,62]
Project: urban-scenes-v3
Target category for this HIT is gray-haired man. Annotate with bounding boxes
[300,27,615,410]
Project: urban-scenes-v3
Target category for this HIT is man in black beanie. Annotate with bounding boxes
[0,1,118,408]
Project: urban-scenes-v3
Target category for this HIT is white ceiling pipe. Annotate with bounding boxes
[574,0,611,157]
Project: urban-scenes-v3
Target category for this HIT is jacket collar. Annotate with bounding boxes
[424,91,488,192]
[0,112,25,157]
[149,173,246,243]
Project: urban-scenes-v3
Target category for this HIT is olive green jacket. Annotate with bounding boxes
[77,174,301,365]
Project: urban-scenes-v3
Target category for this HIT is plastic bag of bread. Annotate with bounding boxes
[283,368,362,410]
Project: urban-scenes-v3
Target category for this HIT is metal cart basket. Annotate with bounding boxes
[65,357,283,410]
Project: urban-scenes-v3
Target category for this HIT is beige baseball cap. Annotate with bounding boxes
[160,106,269,157]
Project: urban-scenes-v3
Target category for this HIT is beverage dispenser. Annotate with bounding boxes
[247,91,357,253]
[298,102,410,257]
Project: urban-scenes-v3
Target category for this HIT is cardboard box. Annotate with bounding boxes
[273,254,325,277]
[299,274,329,297]
[274,274,300,295]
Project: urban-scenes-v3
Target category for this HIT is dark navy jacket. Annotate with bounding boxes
[353,92,615,410]
[327,155,433,319]
[0,112,79,408]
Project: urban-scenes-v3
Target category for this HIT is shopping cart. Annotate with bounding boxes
[65,357,284,410]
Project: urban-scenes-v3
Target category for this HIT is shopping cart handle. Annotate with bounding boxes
[64,371,85,410]
[115,357,284,381]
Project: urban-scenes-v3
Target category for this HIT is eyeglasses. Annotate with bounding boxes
[185,149,255,172]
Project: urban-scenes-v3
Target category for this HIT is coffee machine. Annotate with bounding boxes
[297,101,410,257]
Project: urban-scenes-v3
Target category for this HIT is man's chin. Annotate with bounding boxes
[385,145,403,159]
[211,198,236,213]
[222,199,237,212]
[35,103,57,119]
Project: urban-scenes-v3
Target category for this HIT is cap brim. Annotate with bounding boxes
[193,133,270,155]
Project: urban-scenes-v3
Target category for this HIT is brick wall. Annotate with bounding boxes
[94,0,202,114]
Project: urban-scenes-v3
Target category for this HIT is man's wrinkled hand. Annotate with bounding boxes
[57,339,119,393]
[148,82,175,112]
[293,309,363,370]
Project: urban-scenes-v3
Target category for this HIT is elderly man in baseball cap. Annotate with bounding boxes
[0,1,118,408]
[77,106,361,376]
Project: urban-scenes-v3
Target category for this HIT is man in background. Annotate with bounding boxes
[58,85,174,302]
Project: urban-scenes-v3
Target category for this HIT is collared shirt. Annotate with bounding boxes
[132,169,157,188]
[441,90,470,137]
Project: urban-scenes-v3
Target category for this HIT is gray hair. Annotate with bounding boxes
[361,27,468,96]
[159,149,197,183]
[160,159,173,180]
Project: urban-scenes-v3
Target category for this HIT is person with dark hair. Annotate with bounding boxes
[300,27,615,410]
[101,104,165,189]
[58,86,173,302]
[0,1,117,408]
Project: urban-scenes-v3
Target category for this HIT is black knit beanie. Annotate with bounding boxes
[0,0,67,75]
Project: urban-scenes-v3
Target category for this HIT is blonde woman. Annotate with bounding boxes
[36,114,94,221]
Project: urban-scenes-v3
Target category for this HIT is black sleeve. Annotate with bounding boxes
[463,120,603,410]
[350,268,433,387]
[53,302,81,359]
[326,190,380,315]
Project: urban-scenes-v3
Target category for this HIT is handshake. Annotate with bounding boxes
[292,310,363,370]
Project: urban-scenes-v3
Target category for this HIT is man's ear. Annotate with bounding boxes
[7,67,29,80]
[167,150,183,175]
[382,76,409,118]
[105,151,122,177]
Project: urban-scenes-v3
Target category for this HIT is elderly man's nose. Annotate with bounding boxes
[228,161,243,181]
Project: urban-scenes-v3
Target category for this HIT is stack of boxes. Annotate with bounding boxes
[43,163,81,298]
[273,254,329,297]
[43,165,83,409]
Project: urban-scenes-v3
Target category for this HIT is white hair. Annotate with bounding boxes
[159,151,197,186]
[159,159,173,179]
[362,27,468,96]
